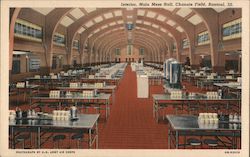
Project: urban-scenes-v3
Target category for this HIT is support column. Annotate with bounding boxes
[64,53,71,70]
[38,52,50,74]
[9,8,21,70]
[44,9,72,70]
[169,49,173,59]
[238,55,242,73]
[176,44,181,62]
[190,53,201,69]
[193,9,224,73]
[187,31,196,68]
[212,51,225,73]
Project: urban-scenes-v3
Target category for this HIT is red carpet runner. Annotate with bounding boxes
[99,65,168,149]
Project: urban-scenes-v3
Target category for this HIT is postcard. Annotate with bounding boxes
[0,0,249,157]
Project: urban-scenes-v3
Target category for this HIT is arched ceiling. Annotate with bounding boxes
[17,8,229,63]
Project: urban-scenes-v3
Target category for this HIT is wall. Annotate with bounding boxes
[218,8,241,40]
[17,8,45,26]
[53,24,67,59]
[10,8,242,81]
[72,49,81,64]
[82,52,89,64]
[115,46,144,62]
[13,8,45,60]
[194,44,210,55]
[190,9,242,70]
[193,9,241,53]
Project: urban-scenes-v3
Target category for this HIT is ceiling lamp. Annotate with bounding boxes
[126,23,134,30]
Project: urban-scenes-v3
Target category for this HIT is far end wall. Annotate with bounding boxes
[115,47,144,62]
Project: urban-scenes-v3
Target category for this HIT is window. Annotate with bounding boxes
[115,48,121,55]
[73,40,79,50]
[127,45,133,55]
[182,38,189,49]
[58,56,63,68]
[197,31,210,45]
[14,19,42,42]
[12,60,21,74]
[172,43,176,52]
[29,57,40,72]
[139,48,144,55]
[52,56,57,69]
[73,59,77,66]
[53,33,65,46]
[223,18,242,40]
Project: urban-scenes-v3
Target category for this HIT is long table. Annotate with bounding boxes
[182,74,207,84]
[166,115,241,149]
[30,93,111,120]
[221,72,241,78]
[9,114,99,149]
[144,62,163,70]
[196,78,237,89]
[56,85,117,104]
[26,77,71,88]
[15,85,40,95]
[10,85,40,105]
[148,75,163,85]
[214,83,241,89]
[152,94,241,122]
[81,78,120,86]
[214,83,241,98]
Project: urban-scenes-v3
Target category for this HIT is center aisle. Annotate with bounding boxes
[99,65,168,149]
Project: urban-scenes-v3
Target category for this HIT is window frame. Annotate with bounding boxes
[14,19,43,42]
[222,18,242,41]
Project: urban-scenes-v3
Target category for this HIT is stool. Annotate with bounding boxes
[91,102,101,114]
[48,102,58,110]
[203,139,218,148]
[173,105,182,114]
[187,138,202,147]
[158,103,168,120]
[225,105,233,114]
[188,104,199,115]
[207,104,221,113]
[71,133,84,149]
[212,105,220,112]
[75,102,83,113]
[15,134,30,149]
[53,134,66,149]
[32,105,42,112]
[82,102,92,113]
[61,102,69,109]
